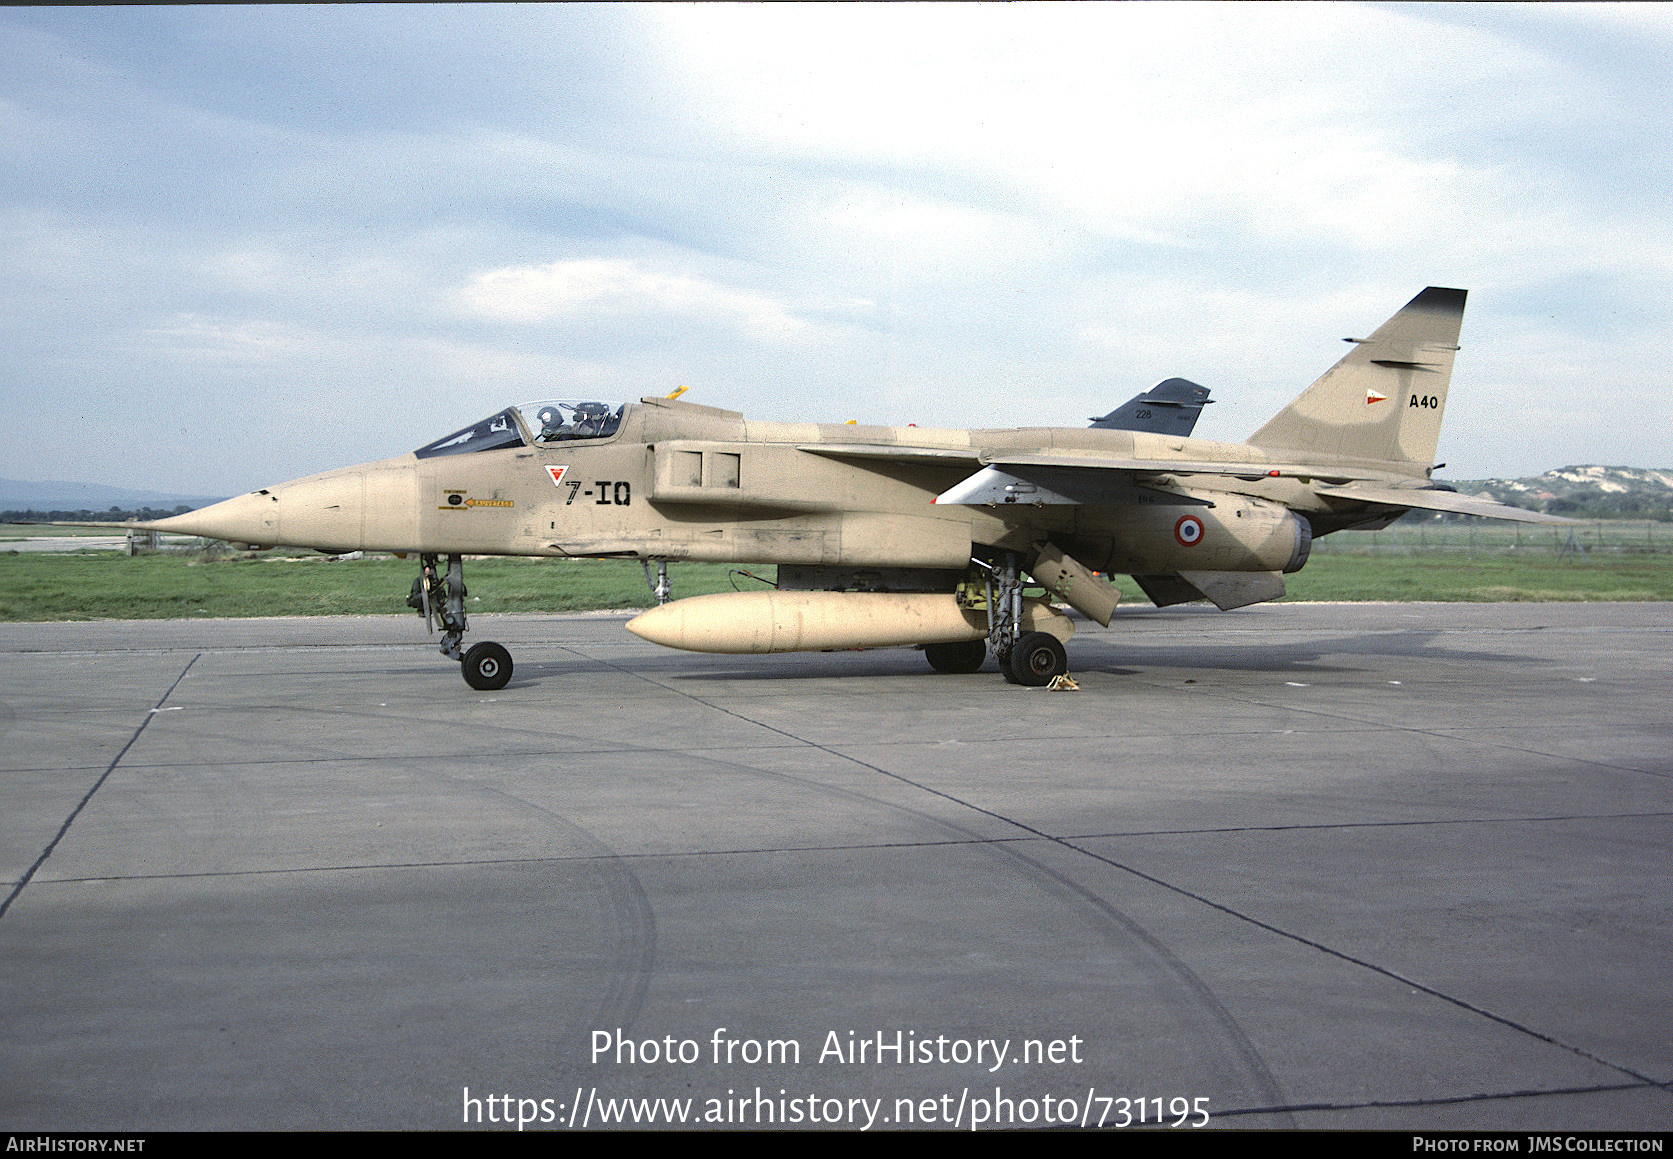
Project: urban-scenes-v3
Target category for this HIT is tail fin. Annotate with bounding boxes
[1090,378,1212,437]
[1247,287,1466,468]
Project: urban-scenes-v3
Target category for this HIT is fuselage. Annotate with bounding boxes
[127,288,1570,685]
[150,395,1397,576]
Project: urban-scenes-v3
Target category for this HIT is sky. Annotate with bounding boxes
[2,3,1669,497]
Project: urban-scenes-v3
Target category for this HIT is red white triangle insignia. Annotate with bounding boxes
[1366,389,1389,405]
[545,465,569,486]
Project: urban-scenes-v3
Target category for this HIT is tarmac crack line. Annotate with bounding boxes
[1210,1078,1657,1121]
[595,663,1669,1098]
[0,653,200,921]
[1048,834,1673,1093]
[37,810,1673,885]
[1148,682,1673,781]
[1061,809,1673,841]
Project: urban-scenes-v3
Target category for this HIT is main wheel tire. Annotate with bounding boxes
[462,641,513,691]
[924,639,987,674]
[1007,631,1067,687]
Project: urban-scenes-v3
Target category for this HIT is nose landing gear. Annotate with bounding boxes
[409,553,514,690]
[462,641,513,691]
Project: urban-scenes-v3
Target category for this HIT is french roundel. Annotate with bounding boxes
[1174,515,1204,546]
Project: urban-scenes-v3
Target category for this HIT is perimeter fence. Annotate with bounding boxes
[1311,519,1669,557]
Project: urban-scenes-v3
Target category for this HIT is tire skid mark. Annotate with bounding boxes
[418,772,657,1047]
[596,652,1295,1123]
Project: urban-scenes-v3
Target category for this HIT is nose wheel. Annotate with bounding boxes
[412,553,515,690]
[462,641,513,691]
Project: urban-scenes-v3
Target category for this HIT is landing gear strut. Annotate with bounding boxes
[408,553,514,690]
[974,551,1070,687]
[642,559,672,605]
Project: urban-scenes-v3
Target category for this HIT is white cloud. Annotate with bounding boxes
[458,258,808,341]
[141,313,305,363]
[644,2,1633,258]
[4,4,1670,490]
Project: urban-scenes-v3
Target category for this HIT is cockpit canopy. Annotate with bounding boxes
[524,400,624,443]
[414,400,626,459]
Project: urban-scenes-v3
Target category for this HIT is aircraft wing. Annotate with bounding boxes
[934,451,1371,507]
[936,452,1571,524]
[803,445,1358,486]
[796,443,982,465]
[981,451,1357,482]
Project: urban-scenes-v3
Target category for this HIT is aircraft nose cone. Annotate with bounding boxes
[146,460,418,551]
[148,489,283,546]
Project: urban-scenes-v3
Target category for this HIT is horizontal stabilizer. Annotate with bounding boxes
[1317,484,1578,524]
[1132,571,1286,610]
[1132,574,1208,608]
[1178,570,1287,611]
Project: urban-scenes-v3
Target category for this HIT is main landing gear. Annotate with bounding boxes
[973,551,1070,687]
[408,553,514,690]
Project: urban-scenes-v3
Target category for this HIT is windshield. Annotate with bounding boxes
[413,408,526,459]
[518,400,625,443]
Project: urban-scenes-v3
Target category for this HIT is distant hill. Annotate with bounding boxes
[0,477,227,521]
[1443,466,1673,521]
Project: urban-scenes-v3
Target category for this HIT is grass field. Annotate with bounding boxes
[2,538,1671,621]
[0,552,776,621]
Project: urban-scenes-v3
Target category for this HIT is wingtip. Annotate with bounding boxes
[1411,286,1468,312]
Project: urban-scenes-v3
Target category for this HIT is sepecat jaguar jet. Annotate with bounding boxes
[138,287,1567,689]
